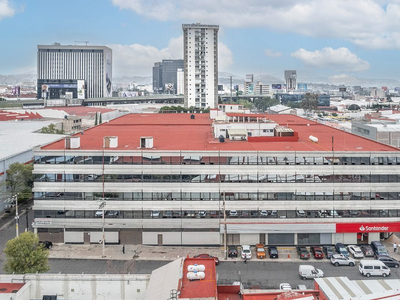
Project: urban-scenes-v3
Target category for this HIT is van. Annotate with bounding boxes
[299,265,324,280]
[359,259,390,277]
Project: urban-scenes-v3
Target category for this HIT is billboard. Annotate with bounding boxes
[245,74,253,83]
[395,87,400,92]
[105,49,112,97]
[12,86,20,96]
[247,83,254,94]
[339,87,347,92]
[271,84,282,89]
[77,80,85,99]
[382,86,388,91]
[297,83,307,90]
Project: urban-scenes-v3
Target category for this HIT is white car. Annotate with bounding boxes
[280,283,292,290]
[348,245,364,259]
[241,245,252,259]
[296,210,306,217]
[229,210,238,217]
[331,254,356,266]
[95,210,105,217]
[260,210,268,217]
[198,211,207,218]
[150,211,160,218]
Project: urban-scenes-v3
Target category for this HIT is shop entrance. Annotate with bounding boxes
[357,232,368,244]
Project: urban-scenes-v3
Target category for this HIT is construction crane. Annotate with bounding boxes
[75,41,89,46]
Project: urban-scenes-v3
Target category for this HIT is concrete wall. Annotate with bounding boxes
[142,231,220,245]
[369,232,380,242]
[0,274,149,300]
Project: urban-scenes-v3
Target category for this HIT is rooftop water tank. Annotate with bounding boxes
[187,264,206,272]
[309,135,318,143]
[187,271,205,281]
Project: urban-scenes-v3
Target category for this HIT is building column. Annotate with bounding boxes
[294,233,298,245]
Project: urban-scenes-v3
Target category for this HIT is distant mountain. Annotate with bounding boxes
[0,74,36,85]
[113,76,152,85]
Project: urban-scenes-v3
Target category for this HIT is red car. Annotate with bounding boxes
[310,246,324,259]
[193,254,219,265]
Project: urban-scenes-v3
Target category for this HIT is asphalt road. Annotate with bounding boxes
[44,258,400,289]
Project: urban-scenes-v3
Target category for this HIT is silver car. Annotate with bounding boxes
[331,254,356,267]
[348,245,364,259]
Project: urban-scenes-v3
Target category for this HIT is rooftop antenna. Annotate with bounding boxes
[75,41,89,46]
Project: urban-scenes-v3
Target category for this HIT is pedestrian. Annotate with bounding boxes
[122,245,125,254]
[394,243,397,253]
[244,256,247,264]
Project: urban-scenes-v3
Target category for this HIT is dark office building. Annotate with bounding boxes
[152,59,184,94]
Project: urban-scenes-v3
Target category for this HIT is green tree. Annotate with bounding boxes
[348,104,360,111]
[332,113,338,117]
[95,112,98,125]
[238,99,254,109]
[301,93,319,115]
[6,162,34,200]
[4,232,49,274]
[40,123,64,134]
[99,113,102,124]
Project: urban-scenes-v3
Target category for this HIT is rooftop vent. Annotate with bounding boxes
[219,135,225,143]
[65,136,80,149]
[140,136,153,149]
[103,136,118,148]
[190,114,195,119]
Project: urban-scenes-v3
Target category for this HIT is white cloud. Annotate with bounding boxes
[110,0,400,50]
[264,49,282,58]
[291,47,371,72]
[108,36,233,76]
[0,0,15,20]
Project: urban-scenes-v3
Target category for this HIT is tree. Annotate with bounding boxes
[348,104,360,111]
[6,162,34,200]
[40,123,64,134]
[99,113,102,124]
[238,99,254,109]
[95,112,98,125]
[301,93,319,114]
[332,113,338,117]
[4,232,49,274]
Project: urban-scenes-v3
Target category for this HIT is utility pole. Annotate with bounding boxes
[223,191,227,260]
[230,76,233,102]
[15,194,19,237]
[99,201,106,258]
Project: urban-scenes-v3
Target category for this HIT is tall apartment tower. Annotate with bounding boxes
[182,23,219,108]
[37,43,112,99]
[284,70,297,91]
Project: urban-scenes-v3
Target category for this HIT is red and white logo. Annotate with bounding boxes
[337,222,400,233]
[359,225,365,231]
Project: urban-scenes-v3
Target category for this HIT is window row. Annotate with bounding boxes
[34,173,400,184]
[34,155,400,166]
[33,191,400,201]
[34,209,400,219]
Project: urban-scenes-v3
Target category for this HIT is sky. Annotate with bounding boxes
[1,0,400,82]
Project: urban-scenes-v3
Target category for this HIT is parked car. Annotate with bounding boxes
[241,245,252,260]
[250,211,258,218]
[296,210,306,218]
[268,246,279,258]
[107,210,120,217]
[270,210,278,218]
[279,283,292,290]
[260,210,268,217]
[95,210,105,217]
[331,254,356,266]
[297,246,311,259]
[371,241,389,257]
[197,211,207,218]
[39,241,53,249]
[150,211,160,218]
[193,254,219,265]
[228,246,238,258]
[229,210,238,217]
[360,245,375,257]
[348,245,364,259]
[328,210,341,218]
[256,243,266,259]
[163,211,173,218]
[299,265,324,280]
[241,211,250,218]
[323,246,336,259]
[376,255,399,268]
[335,243,350,257]
[310,246,324,259]
[359,260,390,277]
[317,210,329,217]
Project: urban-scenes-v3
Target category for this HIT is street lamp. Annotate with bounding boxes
[12,193,19,237]
[98,200,106,258]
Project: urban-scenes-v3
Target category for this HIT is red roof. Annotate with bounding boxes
[0,283,25,293]
[47,106,115,116]
[226,113,269,118]
[42,113,399,152]
[179,257,217,299]
[0,110,42,121]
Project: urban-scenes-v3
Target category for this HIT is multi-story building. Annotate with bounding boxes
[152,59,184,94]
[177,68,184,95]
[285,70,297,91]
[32,112,400,246]
[182,23,219,108]
[37,43,112,99]
[255,81,269,96]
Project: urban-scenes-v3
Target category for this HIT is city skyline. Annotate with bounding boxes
[0,0,400,82]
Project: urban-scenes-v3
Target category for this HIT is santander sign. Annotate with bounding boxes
[336,222,400,233]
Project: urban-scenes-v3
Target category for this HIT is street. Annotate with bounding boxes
[44,258,400,289]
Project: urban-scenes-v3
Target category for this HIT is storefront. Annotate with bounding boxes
[336,222,400,244]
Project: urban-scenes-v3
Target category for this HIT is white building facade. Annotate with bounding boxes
[37,44,112,99]
[182,23,219,108]
[177,68,184,95]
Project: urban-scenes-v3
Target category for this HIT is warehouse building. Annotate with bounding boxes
[32,112,400,246]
